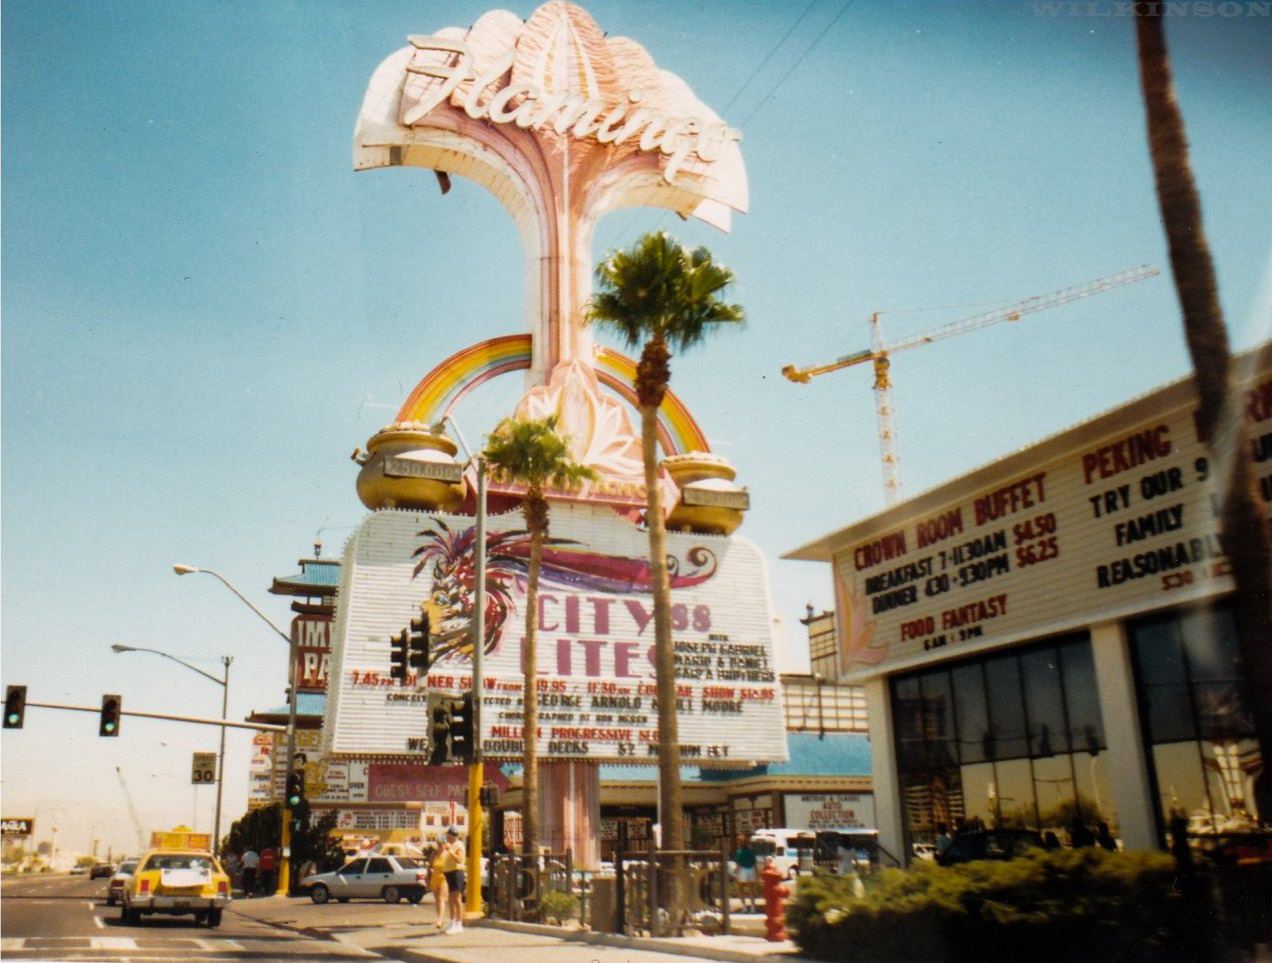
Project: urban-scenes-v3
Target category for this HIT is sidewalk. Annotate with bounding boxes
[229,895,800,963]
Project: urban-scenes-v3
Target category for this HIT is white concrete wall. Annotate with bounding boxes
[1090,619,1158,851]
[864,677,906,866]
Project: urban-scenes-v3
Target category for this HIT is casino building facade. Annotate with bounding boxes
[787,346,1271,863]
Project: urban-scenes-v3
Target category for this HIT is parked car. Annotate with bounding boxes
[300,855,429,904]
[121,848,231,927]
[89,863,114,879]
[935,830,1044,866]
[70,864,89,875]
[105,859,138,906]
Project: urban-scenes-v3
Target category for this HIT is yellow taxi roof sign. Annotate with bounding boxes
[149,827,212,851]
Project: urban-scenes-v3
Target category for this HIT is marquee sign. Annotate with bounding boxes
[324,502,787,763]
[819,361,1272,678]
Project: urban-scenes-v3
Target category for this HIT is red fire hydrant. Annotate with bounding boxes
[761,857,789,942]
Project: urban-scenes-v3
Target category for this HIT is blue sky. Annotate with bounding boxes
[3,0,1268,858]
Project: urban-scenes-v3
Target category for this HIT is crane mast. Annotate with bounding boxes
[782,266,1159,504]
[116,766,146,853]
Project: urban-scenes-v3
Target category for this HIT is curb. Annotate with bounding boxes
[476,918,801,962]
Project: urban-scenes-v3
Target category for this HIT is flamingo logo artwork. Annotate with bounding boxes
[838,579,886,668]
[411,520,717,664]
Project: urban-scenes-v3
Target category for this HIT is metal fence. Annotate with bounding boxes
[615,847,733,938]
[487,850,574,923]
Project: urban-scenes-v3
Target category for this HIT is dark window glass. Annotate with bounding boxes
[1130,602,1266,835]
[1020,648,1067,757]
[919,670,958,769]
[994,758,1038,829]
[952,663,989,764]
[366,858,391,874]
[901,768,964,837]
[338,860,366,876]
[1132,614,1186,686]
[1193,683,1254,741]
[892,676,924,743]
[984,656,1028,760]
[1060,642,1104,753]
[1179,608,1241,683]
[1140,682,1198,744]
[892,675,929,771]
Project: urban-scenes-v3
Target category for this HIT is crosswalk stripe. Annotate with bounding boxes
[90,936,139,949]
[1,938,25,952]
[192,938,245,951]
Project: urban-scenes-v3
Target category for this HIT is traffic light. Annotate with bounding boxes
[479,784,500,808]
[4,686,27,729]
[450,693,474,764]
[408,614,430,672]
[428,694,451,766]
[290,797,311,833]
[388,628,409,681]
[99,694,122,737]
[285,770,305,809]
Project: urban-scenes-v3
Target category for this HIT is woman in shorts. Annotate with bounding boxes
[441,827,466,934]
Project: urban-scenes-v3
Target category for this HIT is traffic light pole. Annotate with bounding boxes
[466,459,486,917]
[21,699,284,732]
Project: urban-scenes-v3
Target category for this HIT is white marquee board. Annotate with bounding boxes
[324,502,788,764]
[832,362,1272,677]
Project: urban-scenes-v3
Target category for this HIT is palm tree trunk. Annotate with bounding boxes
[523,522,543,858]
[1136,6,1272,822]
[641,400,685,924]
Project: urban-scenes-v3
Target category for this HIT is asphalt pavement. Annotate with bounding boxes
[1,873,799,962]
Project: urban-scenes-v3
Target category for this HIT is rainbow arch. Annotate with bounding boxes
[396,334,711,456]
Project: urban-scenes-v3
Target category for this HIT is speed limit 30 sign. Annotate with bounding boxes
[191,752,218,784]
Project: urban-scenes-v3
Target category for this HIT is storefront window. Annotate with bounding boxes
[1130,604,1264,837]
[891,633,1107,854]
[984,656,1029,761]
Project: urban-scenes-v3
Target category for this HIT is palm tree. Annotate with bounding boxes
[1135,5,1272,820]
[586,231,744,916]
[482,415,596,858]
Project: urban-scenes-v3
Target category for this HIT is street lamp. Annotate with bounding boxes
[111,644,232,852]
[174,564,298,896]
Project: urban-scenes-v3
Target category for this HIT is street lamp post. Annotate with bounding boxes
[174,564,298,896]
[111,644,233,852]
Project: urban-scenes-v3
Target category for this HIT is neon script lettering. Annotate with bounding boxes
[402,38,740,184]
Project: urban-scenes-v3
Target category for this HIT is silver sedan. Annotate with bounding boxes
[300,855,428,904]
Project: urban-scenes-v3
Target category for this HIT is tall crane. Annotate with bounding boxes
[781,265,1159,504]
[115,766,146,854]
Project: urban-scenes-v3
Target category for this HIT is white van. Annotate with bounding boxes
[748,828,816,878]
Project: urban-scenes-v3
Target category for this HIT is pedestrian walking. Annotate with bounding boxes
[731,835,758,912]
[259,846,277,895]
[240,847,259,898]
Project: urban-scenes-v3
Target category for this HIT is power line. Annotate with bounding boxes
[736,0,858,130]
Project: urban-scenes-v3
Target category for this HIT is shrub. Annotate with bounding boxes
[538,889,579,925]
[786,849,1220,963]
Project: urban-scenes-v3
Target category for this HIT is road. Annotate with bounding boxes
[0,873,389,961]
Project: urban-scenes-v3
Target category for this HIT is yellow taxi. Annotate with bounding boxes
[120,828,231,928]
